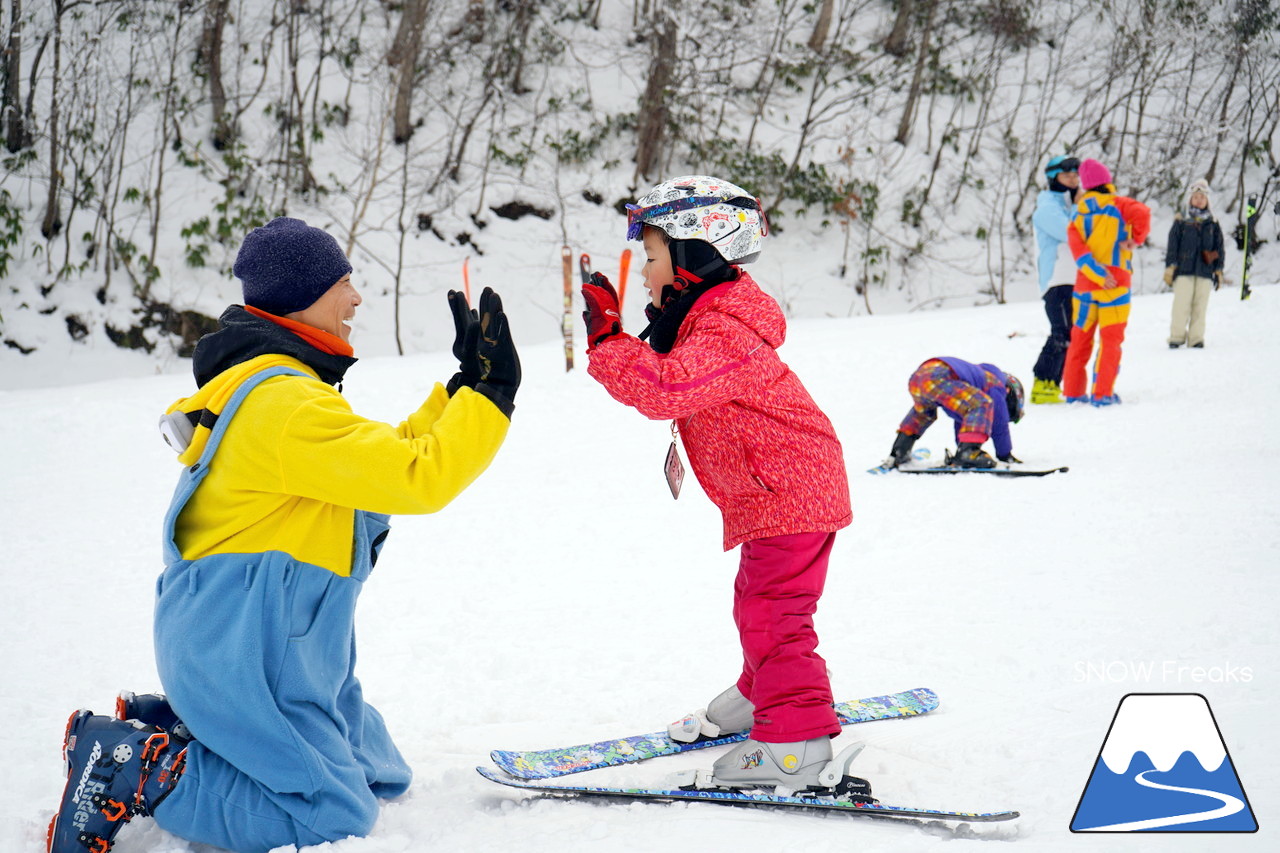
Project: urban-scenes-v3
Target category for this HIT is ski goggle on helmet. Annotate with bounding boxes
[1045,156,1080,180]
[626,175,768,264]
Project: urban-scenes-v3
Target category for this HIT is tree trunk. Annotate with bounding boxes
[41,0,62,239]
[634,7,676,181]
[390,0,430,144]
[1205,49,1242,188]
[198,0,232,149]
[894,0,935,145]
[4,0,27,152]
[884,0,914,57]
[808,0,834,52]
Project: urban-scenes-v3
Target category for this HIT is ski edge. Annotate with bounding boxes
[900,465,1068,477]
[489,687,938,780]
[475,766,1019,823]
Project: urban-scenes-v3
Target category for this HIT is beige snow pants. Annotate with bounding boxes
[1169,274,1213,347]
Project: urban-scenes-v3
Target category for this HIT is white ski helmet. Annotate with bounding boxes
[626,175,768,264]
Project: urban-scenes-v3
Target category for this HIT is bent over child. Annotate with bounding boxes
[886,357,1025,470]
[580,175,852,793]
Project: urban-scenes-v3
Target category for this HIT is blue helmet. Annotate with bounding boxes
[1045,156,1080,181]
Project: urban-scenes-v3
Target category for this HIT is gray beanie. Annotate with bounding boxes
[234,217,353,315]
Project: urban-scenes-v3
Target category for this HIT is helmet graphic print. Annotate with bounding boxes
[626,175,767,264]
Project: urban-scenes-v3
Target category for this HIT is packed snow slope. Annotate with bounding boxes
[2,286,1276,852]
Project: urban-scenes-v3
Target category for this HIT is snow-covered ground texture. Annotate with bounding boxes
[3,285,1277,853]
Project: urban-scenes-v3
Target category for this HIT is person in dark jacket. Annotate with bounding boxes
[886,357,1025,469]
[1164,179,1225,349]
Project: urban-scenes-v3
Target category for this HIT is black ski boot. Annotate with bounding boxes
[889,432,917,468]
[952,442,996,469]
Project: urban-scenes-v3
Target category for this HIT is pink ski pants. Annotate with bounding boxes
[733,531,841,743]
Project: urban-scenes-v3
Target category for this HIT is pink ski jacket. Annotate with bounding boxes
[587,272,852,550]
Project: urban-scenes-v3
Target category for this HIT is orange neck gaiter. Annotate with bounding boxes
[244,305,354,357]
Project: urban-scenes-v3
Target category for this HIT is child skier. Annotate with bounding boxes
[47,218,519,853]
[886,358,1025,470]
[1062,158,1151,405]
[1030,155,1081,404]
[580,175,854,793]
[1164,179,1224,348]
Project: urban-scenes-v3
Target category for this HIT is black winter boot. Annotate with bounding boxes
[953,442,996,469]
[889,432,917,467]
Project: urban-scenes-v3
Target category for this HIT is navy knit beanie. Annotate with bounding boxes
[234,217,353,315]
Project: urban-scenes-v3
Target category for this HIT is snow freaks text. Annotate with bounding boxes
[1073,661,1254,684]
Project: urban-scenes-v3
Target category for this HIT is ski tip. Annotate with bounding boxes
[478,765,530,786]
[913,687,940,710]
[488,750,543,780]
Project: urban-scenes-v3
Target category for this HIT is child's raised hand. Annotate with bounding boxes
[582,272,623,350]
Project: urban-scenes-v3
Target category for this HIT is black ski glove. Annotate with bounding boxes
[445,290,481,396]
[476,287,521,415]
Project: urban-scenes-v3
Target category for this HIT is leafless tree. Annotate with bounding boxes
[884,0,914,57]
[197,0,233,149]
[634,4,676,181]
[4,0,29,152]
[893,0,936,146]
[389,0,430,144]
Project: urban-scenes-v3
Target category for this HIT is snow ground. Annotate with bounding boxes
[2,285,1276,853]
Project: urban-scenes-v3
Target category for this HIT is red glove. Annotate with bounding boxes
[581,272,623,349]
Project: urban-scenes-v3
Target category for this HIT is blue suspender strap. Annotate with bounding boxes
[161,367,307,565]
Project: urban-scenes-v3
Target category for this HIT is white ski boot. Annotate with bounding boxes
[667,684,755,744]
[678,739,871,799]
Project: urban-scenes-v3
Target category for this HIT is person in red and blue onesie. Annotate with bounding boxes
[1062,158,1151,406]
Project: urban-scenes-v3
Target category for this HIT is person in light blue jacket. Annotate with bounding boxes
[1030,155,1080,404]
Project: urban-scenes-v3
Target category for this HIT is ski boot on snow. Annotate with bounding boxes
[1030,378,1063,405]
[887,431,918,469]
[1090,394,1121,407]
[677,738,875,801]
[951,442,996,469]
[47,711,186,853]
[668,684,754,744]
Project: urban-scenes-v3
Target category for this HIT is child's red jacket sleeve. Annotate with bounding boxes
[1116,196,1151,246]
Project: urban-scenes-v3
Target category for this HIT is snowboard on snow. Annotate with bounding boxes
[476,766,1019,823]
[867,448,932,474]
[900,462,1068,478]
[876,447,1067,477]
[490,687,937,780]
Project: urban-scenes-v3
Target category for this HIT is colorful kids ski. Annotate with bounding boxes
[560,246,574,371]
[490,688,937,780]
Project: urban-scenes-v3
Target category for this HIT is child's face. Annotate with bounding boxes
[642,227,674,307]
[1190,191,1208,209]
